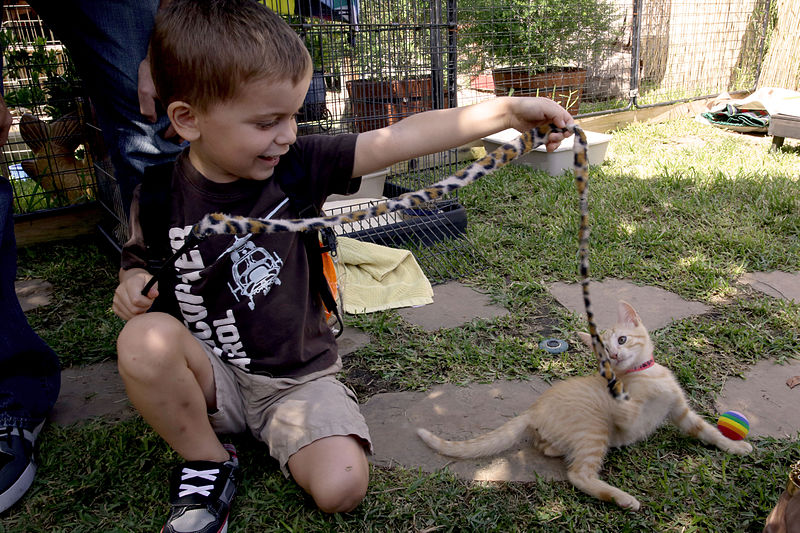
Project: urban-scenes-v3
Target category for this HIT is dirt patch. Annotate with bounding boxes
[342,367,401,402]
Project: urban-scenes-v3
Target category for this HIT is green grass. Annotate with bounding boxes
[5,116,800,531]
[16,236,122,367]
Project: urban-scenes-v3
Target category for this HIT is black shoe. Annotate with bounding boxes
[161,444,239,533]
[0,421,44,513]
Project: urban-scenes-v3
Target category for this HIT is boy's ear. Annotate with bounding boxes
[167,101,200,142]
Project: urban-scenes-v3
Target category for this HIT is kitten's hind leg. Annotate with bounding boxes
[670,401,753,455]
[567,457,641,511]
[530,428,564,457]
[541,443,565,457]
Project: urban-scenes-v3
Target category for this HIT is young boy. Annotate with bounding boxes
[112,0,573,530]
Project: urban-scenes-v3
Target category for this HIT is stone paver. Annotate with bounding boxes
[717,359,800,439]
[44,272,800,482]
[398,281,508,331]
[548,278,711,331]
[50,360,135,425]
[338,326,370,357]
[15,279,53,312]
[741,271,800,303]
[361,380,565,482]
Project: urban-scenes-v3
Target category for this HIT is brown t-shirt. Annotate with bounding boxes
[122,134,359,377]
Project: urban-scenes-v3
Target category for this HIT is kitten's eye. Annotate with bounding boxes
[617,335,627,345]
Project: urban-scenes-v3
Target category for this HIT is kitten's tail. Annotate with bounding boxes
[416,414,531,459]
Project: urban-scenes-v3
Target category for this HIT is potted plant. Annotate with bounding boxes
[458,0,621,114]
[346,75,434,132]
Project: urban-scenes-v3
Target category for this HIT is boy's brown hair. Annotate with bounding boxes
[150,0,311,111]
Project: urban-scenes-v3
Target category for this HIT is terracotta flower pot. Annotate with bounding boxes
[492,66,586,115]
[346,76,435,133]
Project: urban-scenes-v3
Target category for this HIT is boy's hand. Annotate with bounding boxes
[113,268,158,321]
[506,97,575,152]
[0,96,12,146]
[137,57,178,140]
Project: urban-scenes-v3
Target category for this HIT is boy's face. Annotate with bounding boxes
[188,72,312,184]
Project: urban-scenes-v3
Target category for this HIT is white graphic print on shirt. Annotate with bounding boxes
[168,225,283,370]
[224,236,283,310]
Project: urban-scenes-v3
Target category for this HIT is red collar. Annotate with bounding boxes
[625,358,654,374]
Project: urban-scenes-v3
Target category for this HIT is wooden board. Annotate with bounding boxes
[576,98,714,133]
[13,202,101,247]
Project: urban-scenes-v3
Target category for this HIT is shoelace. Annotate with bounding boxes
[0,426,33,444]
[0,428,10,453]
[178,467,220,498]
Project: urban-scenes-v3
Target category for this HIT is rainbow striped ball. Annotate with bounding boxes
[717,411,750,440]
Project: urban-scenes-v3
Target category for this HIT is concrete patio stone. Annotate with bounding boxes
[15,278,53,312]
[397,281,508,331]
[548,278,711,331]
[741,271,800,303]
[45,272,800,477]
[361,380,566,482]
[50,360,135,426]
[716,358,800,439]
[337,326,370,357]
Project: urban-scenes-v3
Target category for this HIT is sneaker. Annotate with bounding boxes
[0,421,45,513]
[162,444,239,533]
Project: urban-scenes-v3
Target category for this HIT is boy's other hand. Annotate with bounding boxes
[507,97,575,153]
[113,268,158,321]
[0,96,12,146]
[137,57,177,140]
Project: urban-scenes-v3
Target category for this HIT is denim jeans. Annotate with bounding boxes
[0,178,60,431]
[27,0,183,211]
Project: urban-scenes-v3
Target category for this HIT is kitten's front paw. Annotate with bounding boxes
[614,493,641,511]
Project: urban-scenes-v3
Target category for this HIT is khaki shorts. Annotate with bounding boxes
[200,342,373,476]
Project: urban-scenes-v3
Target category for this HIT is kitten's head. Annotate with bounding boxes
[578,301,654,372]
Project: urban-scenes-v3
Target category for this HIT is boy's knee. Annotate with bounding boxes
[310,469,369,513]
[117,312,186,375]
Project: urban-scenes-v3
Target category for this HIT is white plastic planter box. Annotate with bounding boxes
[327,167,389,203]
[482,128,612,176]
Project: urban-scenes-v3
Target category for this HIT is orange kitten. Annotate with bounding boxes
[417,301,753,510]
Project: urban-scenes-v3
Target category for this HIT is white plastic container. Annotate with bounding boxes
[482,128,612,176]
[322,196,403,236]
[327,167,389,202]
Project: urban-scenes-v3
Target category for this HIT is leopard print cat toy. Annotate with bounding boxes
[144,124,627,400]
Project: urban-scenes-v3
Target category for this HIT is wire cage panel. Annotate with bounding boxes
[285,1,483,282]
[636,0,769,105]
[2,0,783,280]
[1,4,96,216]
[454,0,771,113]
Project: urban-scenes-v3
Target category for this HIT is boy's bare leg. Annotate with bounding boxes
[288,435,369,513]
[117,312,229,462]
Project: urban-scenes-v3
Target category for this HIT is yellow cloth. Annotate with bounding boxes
[334,237,433,314]
[264,0,295,15]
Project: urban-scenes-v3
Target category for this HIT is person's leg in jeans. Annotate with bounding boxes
[26,0,183,213]
[0,177,61,513]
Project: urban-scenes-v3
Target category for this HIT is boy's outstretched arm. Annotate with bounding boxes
[352,96,574,177]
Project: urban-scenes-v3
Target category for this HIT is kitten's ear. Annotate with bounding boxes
[618,301,642,328]
[577,332,593,349]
